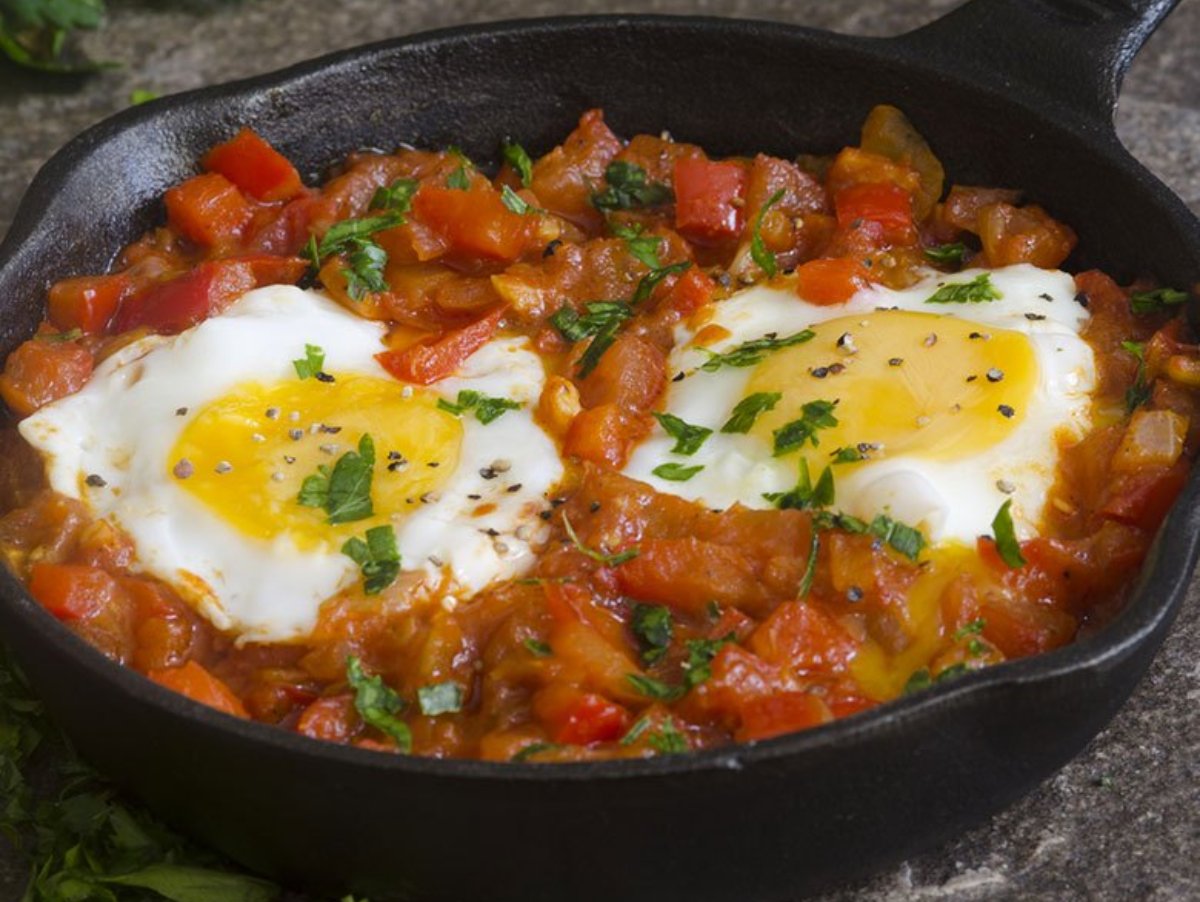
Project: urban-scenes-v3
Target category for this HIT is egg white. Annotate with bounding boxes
[20,286,561,642]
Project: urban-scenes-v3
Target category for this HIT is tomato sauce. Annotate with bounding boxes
[1,106,1196,761]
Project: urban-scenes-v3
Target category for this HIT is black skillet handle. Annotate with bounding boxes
[900,0,1180,125]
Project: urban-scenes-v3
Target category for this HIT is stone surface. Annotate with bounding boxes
[1,1,1198,899]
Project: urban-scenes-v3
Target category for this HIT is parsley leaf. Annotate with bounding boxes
[954,618,987,641]
[577,318,623,378]
[869,514,925,561]
[652,462,705,481]
[831,446,865,463]
[647,718,689,754]
[763,458,835,510]
[925,273,1002,304]
[773,399,839,456]
[652,411,712,455]
[698,329,815,372]
[682,633,736,689]
[551,301,632,342]
[292,343,326,380]
[500,184,533,215]
[511,742,561,762]
[990,499,1026,568]
[501,139,534,187]
[417,681,464,716]
[750,188,786,278]
[631,603,673,665]
[369,178,419,213]
[812,510,870,534]
[342,524,401,595]
[626,673,685,702]
[798,528,819,599]
[346,656,411,751]
[591,161,673,211]
[721,391,782,434]
[562,512,639,567]
[632,260,692,305]
[523,638,552,657]
[1130,287,1189,315]
[615,226,664,269]
[445,147,473,190]
[298,434,376,524]
[341,239,389,300]
[1122,340,1152,412]
[924,242,967,267]
[307,211,405,264]
[436,389,522,424]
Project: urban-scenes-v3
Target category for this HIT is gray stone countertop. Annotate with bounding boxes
[1,1,1198,899]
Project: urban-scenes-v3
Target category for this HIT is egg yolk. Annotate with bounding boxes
[743,310,1038,469]
[170,375,462,549]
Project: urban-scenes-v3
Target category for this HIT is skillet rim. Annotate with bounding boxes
[1,11,1198,784]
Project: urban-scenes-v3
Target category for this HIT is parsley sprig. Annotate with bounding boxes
[501,140,534,187]
[652,462,705,482]
[347,656,412,750]
[631,603,673,665]
[764,458,835,510]
[924,242,967,267]
[562,512,639,567]
[1130,287,1189,315]
[750,188,786,278]
[298,434,376,524]
[1122,340,1152,413]
[292,343,325,380]
[342,524,401,595]
[698,330,815,372]
[990,499,1026,568]
[773,399,839,456]
[591,161,673,212]
[721,391,782,434]
[652,412,712,455]
[437,390,522,424]
[925,273,1002,304]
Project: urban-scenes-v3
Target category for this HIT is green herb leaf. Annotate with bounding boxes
[436,389,523,424]
[446,166,471,190]
[501,139,534,187]
[990,499,1026,568]
[511,742,561,762]
[773,399,839,455]
[500,184,532,215]
[830,446,865,464]
[591,161,673,211]
[924,243,966,267]
[903,668,933,694]
[39,327,83,343]
[369,178,419,213]
[298,434,376,524]
[750,188,785,278]
[652,462,705,481]
[812,509,870,534]
[763,458,835,511]
[646,718,689,754]
[925,273,1002,304]
[1122,341,1152,413]
[309,212,406,264]
[619,715,653,746]
[523,638,552,658]
[630,603,673,665]
[576,318,623,378]
[341,524,401,595]
[417,681,464,716]
[624,233,663,269]
[869,514,926,561]
[954,618,987,641]
[346,656,411,751]
[652,411,713,455]
[698,329,815,372]
[682,633,736,689]
[626,673,685,702]
[550,300,632,343]
[721,391,782,434]
[631,260,691,305]
[129,89,159,106]
[292,343,326,380]
[1130,287,1189,315]
[562,512,639,567]
[799,528,820,600]
[341,238,389,300]
[102,863,278,901]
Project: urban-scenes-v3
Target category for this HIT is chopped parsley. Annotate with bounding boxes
[346,656,412,751]
[750,188,785,278]
[500,184,533,214]
[562,512,639,567]
[631,603,673,664]
[904,663,972,694]
[613,223,664,269]
[436,389,523,424]
[652,411,712,455]
[626,673,684,702]
[523,638,552,657]
[551,300,633,342]
[591,161,673,212]
[681,633,736,689]
[1122,340,1152,412]
[292,343,326,380]
[764,458,835,510]
[417,681,464,716]
[341,239,389,300]
[342,524,401,595]
[831,446,866,464]
[925,273,1002,304]
[305,211,405,264]
[632,260,691,305]
[954,618,987,641]
[772,399,839,455]
[798,528,819,599]
[1129,286,1189,315]
[721,391,782,434]
[298,434,376,524]
[512,742,561,762]
[924,242,967,267]
[868,514,925,561]
[501,139,534,187]
[445,147,473,190]
[652,462,705,482]
[990,499,1026,568]
[369,178,419,213]
[812,510,870,534]
[647,718,689,754]
[698,329,815,372]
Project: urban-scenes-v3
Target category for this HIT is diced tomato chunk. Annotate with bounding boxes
[664,266,716,315]
[615,537,773,616]
[576,333,666,412]
[375,305,506,385]
[563,404,651,469]
[148,660,249,718]
[794,257,871,305]
[296,695,358,742]
[1099,460,1189,531]
[48,273,131,334]
[736,691,832,742]
[412,184,533,263]
[164,173,253,249]
[834,182,914,244]
[533,684,630,745]
[673,158,748,244]
[0,336,93,417]
[747,601,859,675]
[29,562,119,621]
[203,127,305,202]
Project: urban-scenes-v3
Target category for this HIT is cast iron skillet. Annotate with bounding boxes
[0,1,1196,899]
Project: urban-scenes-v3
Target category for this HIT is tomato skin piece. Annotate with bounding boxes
[28,562,120,621]
[834,182,914,243]
[148,660,249,719]
[673,158,748,244]
[412,184,533,263]
[164,173,254,249]
[794,257,871,305]
[48,273,131,334]
[375,305,506,385]
[112,255,307,334]
[202,127,304,202]
[0,336,93,417]
[533,684,630,745]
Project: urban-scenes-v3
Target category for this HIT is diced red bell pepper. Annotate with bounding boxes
[28,562,121,622]
[1099,460,1189,531]
[0,335,93,417]
[794,257,871,305]
[148,660,249,719]
[112,255,307,334]
[533,684,630,745]
[412,184,533,262]
[834,182,914,244]
[164,173,254,249]
[673,158,748,244]
[48,273,132,334]
[202,127,305,202]
[375,305,506,385]
[664,266,717,315]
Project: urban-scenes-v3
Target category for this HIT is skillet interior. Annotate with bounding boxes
[1,14,1198,902]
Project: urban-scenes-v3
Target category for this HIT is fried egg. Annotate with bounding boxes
[20,286,560,642]
[623,264,1096,546]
